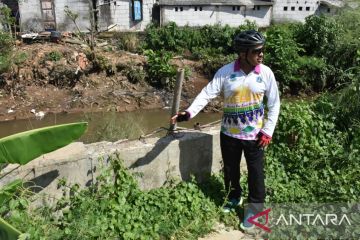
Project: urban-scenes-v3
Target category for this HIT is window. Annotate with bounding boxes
[233,6,235,11]
[291,6,295,11]
[284,6,288,11]
[195,6,198,11]
[237,6,240,10]
[306,6,310,11]
[257,6,260,10]
[175,7,178,11]
[180,7,183,11]
[200,7,203,11]
[299,6,303,11]
[327,8,330,12]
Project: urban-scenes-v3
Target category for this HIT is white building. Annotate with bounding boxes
[0,0,155,32]
[272,0,344,23]
[158,0,273,28]
[0,0,344,32]
[97,0,155,31]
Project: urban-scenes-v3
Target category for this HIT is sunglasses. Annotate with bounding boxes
[251,47,265,55]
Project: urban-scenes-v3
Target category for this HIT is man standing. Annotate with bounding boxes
[171,30,280,230]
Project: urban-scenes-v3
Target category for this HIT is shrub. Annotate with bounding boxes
[202,53,237,79]
[264,25,302,93]
[0,31,13,73]
[3,156,219,239]
[116,62,146,84]
[144,49,177,89]
[266,101,359,203]
[116,32,141,53]
[294,15,342,57]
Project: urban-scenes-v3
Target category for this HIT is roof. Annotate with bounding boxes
[319,0,344,7]
[158,0,273,6]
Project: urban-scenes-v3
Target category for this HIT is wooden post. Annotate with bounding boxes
[170,68,185,131]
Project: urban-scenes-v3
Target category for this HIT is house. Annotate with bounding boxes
[0,0,344,33]
[0,0,155,32]
[272,0,344,23]
[157,0,274,28]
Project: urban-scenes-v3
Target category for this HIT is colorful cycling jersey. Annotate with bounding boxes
[186,59,280,140]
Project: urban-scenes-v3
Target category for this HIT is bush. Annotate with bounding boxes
[3,156,220,239]
[116,62,146,84]
[143,21,258,56]
[264,25,302,93]
[266,101,359,202]
[294,15,342,57]
[144,49,177,89]
[116,32,141,53]
[202,53,237,79]
[0,31,13,73]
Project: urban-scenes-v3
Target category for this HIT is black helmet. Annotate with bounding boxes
[234,30,265,52]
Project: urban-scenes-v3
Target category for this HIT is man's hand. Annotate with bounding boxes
[257,131,272,147]
[171,111,190,124]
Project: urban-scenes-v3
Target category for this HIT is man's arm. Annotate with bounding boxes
[261,70,280,137]
[171,71,223,123]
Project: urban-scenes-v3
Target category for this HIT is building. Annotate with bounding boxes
[158,0,273,28]
[0,0,344,32]
[272,0,344,23]
[0,0,155,32]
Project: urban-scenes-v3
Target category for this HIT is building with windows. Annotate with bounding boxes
[157,0,273,27]
[0,0,344,32]
[272,0,344,23]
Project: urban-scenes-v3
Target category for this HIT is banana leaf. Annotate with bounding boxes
[0,122,88,165]
[0,217,21,240]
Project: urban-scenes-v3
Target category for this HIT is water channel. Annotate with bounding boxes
[0,109,222,143]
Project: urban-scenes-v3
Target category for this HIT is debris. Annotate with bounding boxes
[98,41,109,47]
[30,109,46,120]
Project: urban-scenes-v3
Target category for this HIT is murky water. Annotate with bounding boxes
[0,109,222,143]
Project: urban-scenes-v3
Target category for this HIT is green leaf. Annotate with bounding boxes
[0,179,23,206]
[0,217,21,240]
[0,122,88,165]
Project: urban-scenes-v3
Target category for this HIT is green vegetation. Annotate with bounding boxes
[0,31,14,74]
[0,122,88,239]
[0,156,235,239]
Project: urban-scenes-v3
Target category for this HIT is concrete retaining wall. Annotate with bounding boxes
[0,125,246,205]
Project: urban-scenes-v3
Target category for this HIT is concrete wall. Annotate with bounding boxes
[97,0,155,31]
[160,5,272,28]
[53,0,91,32]
[0,126,247,205]
[19,0,43,31]
[272,0,340,23]
[19,0,91,32]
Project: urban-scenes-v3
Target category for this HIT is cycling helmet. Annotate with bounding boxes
[234,30,265,52]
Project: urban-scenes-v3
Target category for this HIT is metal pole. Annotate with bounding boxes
[170,68,185,131]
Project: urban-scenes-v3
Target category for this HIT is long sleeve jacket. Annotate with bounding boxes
[186,60,280,140]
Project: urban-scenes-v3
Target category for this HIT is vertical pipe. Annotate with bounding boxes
[169,68,185,131]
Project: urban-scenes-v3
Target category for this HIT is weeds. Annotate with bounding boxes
[1,155,241,239]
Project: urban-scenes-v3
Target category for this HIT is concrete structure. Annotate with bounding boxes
[0,125,247,206]
[16,0,92,32]
[272,0,344,23]
[158,0,273,28]
[0,0,155,32]
[0,0,345,32]
[97,0,155,31]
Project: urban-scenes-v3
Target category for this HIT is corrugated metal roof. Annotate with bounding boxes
[158,0,273,6]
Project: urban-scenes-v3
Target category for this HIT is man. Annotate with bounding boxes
[171,30,280,230]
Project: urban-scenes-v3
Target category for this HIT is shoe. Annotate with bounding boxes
[240,210,255,231]
[222,197,243,213]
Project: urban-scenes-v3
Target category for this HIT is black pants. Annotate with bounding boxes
[220,132,265,204]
